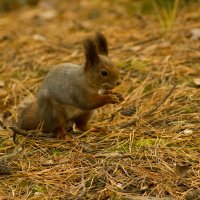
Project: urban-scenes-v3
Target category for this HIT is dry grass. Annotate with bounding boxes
[0,1,200,199]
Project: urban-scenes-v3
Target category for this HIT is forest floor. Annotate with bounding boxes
[0,1,200,199]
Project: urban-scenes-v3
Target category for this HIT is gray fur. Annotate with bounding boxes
[38,63,94,109]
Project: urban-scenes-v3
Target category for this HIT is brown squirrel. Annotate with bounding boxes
[18,32,123,138]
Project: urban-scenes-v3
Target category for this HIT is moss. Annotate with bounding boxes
[118,61,131,69]
[33,185,45,193]
[51,148,62,156]
[130,58,150,72]
[185,105,199,113]
[135,138,156,147]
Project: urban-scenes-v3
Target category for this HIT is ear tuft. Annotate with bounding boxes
[83,38,99,68]
[95,32,108,56]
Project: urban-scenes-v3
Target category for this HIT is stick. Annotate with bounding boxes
[10,125,54,141]
[143,84,177,117]
[120,84,177,129]
[75,170,86,200]
[0,146,23,161]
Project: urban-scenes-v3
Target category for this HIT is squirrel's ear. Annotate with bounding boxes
[95,32,108,56]
[83,38,99,68]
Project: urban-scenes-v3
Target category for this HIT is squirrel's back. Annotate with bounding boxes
[38,63,86,105]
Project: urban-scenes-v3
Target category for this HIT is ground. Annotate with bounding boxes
[0,1,200,199]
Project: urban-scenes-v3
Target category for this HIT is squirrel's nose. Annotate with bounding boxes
[116,81,121,86]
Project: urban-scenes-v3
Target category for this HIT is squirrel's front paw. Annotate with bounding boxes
[113,92,124,102]
[107,94,120,104]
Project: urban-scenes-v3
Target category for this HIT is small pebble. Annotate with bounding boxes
[33,34,46,42]
[120,106,136,116]
[116,183,123,189]
[183,129,193,134]
[0,80,5,88]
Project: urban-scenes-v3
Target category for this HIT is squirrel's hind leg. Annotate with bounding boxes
[74,111,93,132]
[56,127,73,141]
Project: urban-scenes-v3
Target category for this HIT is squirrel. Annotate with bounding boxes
[18,32,123,139]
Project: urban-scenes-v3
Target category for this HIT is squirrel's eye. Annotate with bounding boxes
[101,70,108,76]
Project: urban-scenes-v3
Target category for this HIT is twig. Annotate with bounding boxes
[93,152,133,159]
[75,170,86,200]
[119,118,137,129]
[0,146,23,161]
[143,84,177,117]
[10,125,54,141]
[110,36,160,51]
[120,84,177,129]
[0,120,7,129]
[116,193,174,200]
[132,36,160,47]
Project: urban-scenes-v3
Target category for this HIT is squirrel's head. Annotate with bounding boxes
[83,32,120,90]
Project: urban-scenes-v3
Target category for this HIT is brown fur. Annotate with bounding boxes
[19,101,40,131]
[95,32,108,56]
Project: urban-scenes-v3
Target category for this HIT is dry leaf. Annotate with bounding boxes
[185,189,200,200]
[183,129,193,135]
[175,164,191,177]
[190,28,200,40]
[42,159,54,166]
[33,34,46,42]
[39,10,57,20]
[193,78,200,86]
[19,96,34,109]
[0,80,5,88]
